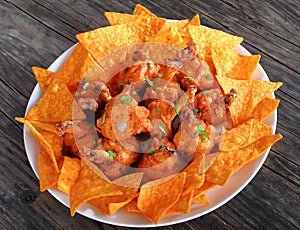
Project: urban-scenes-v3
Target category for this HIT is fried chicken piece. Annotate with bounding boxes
[97,95,151,141]
[138,141,178,183]
[195,88,227,125]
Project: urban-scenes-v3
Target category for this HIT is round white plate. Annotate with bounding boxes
[23,29,277,227]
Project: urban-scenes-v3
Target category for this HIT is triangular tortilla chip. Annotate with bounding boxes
[26,81,86,122]
[167,190,194,214]
[148,23,184,47]
[212,46,261,80]
[70,160,123,216]
[137,173,186,223]
[57,157,81,194]
[89,173,143,215]
[133,3,157,17]
[189,14,201,26]
[221,118,273,151]
[32,67,56,93]
[76,24,141,61]
[206,133,282,185]
[188,25,243,60]
[217,75,282,126]
[38,147,60,192]
[248,97,280,122]
[19,119,62,172]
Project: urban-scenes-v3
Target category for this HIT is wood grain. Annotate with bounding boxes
[0,0,299,229]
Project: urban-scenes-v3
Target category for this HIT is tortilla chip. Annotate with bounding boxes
[32,67,56,93]
[170,19,189,30]
[133,3,157,17]
[57,157,81,194]
[25,81,86,122]
[70,160,123,216]
[192,194,210,205]
[147,23,184,47]
[221,118,273,151]
[89,173,143,215]
[38,148,60,192]
[206,133,282,185]
[189,14,201,26]
[19,119,62,172]
[212,46,261,80]
[217,75,282,126]
[15,117,57,133]
[57,43,100,94]
[137,173,186,223]
[125,197,141,213]
[248,97,280,122]
[76,25,141,61]
[167,190,194,214]
[188,25,243,60]
[193,180,217,197]
[181,173,205,196]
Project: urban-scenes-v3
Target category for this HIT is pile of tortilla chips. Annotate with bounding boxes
[16,4,282,224]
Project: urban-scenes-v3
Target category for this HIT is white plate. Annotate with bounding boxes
[23,30,277,227]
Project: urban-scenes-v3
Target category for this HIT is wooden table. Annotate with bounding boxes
[1,0,299,229]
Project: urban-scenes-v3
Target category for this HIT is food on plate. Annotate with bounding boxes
[16,3,282,224]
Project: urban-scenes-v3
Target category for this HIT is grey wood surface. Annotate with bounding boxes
[1,0,299,229]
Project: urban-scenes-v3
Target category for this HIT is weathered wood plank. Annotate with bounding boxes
[0,0,74,70]
[0,50,36,99]
[215,166,300,229]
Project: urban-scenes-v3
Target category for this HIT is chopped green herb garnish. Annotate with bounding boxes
[101,113,106,124]
[184,76,193,81]
[148,60,155,69]
[145,78,154,86]
[157,72,164,78]
[93,139,97,145]
[107,150,116,158]
[174,107,179,115]
[202,138,207,143]
[121,96,133,104]
[201,90,209,95]
[159,124,166,134]
[119,82,125,86]
[154,108,159,113]
[80,77,86,84]
[195,124,209,138]
[83,81,90,90]
[160,142,165,148]
[204,73,213,79]
[122,145,126,149]
[150,147,156,155]
[132,90,138,95]
[195,108,200,113]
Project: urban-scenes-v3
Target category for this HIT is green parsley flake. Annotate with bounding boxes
[159,124,166,134]
[157,72,164,78]
[195,108,200,113]
[174,107,179,115]
[107,150,116,158]
[202,138,207,143]
[148,60,155,69]
[154,108,159,113]
[132,90,138,95]
[150,148,156,154]
[184,76,193,81]
[101,113,106,124]
[195,124,209,138]
[204,73,213,79]
[145,78,154,86]
[93,139,97,145]
[121,96,133,104]
[119,82,125,86]
[160,142,165,147]
[83,81,90,90]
